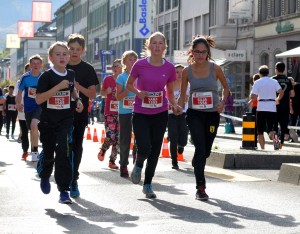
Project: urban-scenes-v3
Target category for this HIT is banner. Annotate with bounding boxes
[6,34,20,48]
[32,1,52,22]
[94,38,100,60]
[134,0,151,38]
[18,21,34,38]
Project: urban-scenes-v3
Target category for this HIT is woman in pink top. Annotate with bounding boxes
[126,32,181,198]
[98,59,122,169]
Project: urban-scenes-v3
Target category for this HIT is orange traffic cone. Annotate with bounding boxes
[177,153,186,162]
[86,127,92,140]
[93,128,99,142]
[161,137,170,158]
[130,133,134,150]
[100,129,105,143]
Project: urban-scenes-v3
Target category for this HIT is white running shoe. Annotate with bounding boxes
[31,152,39,162]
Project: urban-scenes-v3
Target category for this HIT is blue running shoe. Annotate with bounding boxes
[143,184,156,198]
[70,181,80,198]
[40,178,51,194]
[59,191,72,204]
[131,165,142,184]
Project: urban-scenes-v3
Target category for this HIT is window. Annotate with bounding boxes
[39,42,43,48]
[195,16,201,35]
[260,53,269,67]
[184,19,193,45]
[210,0,216,26]
[165,23,170,55]
[226,0,235,24]
[158,25,164,33]
[203,14,209,35]
[172,21,178,51]
[159,0,164,13]
[259,0,268,21]
[274,0,281,17]
[165,0,171,11]
[125,1,131,23]
[172,0,179,8]
[288,0,296,14]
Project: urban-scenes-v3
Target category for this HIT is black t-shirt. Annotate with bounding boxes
[5,95,17,113]
[36,68,75,127]
[291,82,300,107]
[66,61,99,122]
[272,74,292,110]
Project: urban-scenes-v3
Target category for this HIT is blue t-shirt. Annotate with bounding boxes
[116,72,135,114]
[19,71,41,113]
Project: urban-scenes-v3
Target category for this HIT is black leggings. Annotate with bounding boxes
[19,119,29,153]
[6,111,17,135]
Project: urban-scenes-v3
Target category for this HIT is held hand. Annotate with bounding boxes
[76,100,84,113]
[172,105,183,116]
[59,80,70,90]
[17,104,24,112]
[216,101,225,114]
[106,87,112,94]
[136,90,147,99]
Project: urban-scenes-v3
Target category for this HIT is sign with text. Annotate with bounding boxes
[32,1,52,22]
[225,50,246,61]
[229,0,252,19]
[134,0,151,38]
[18,21,34,38]
[94,38,99,60]
[6,34,20,48]
[173,50,188,64]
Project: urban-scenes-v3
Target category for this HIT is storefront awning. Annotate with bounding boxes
[276,46,300,58]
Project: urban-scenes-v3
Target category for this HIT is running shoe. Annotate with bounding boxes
[21,152,28,161]
[40,178,51,194]
[59,191,72,204]
[196,185,209,201]
[31,152,39,162]
[172,162,179,170]
[109,161,119,169]
[143,184,157,198]
[97,148,106,161]
[131,165,142,184]
[120,166,129,177]
[70,181,80,198]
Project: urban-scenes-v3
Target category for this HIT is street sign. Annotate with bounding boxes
[100,50,115,55]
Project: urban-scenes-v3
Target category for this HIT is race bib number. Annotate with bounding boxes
[142,91,163,108]
[8,104,16,111]
[110,100,118,112]
[47,91,70,109]
[123,96,134,109]
[192,92,213,109]
[28,87,36,98]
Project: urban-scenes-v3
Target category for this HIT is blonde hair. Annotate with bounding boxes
[121,50,138,71]
[48,41,69,55]
[141,31,167,57]
[187,35,216,65]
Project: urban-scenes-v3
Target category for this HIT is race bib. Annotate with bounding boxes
[192,92,213,109]
[110,100,118,112]
[8,104,16,111]
[123,96,134,109]
[28,87,36,98]
[142,91,163,108]
[47,91,70,109]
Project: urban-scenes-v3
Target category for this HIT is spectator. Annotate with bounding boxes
[224,90,235,133]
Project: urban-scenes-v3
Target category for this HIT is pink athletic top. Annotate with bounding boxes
[102,75,118,115]
[130,57,176,115]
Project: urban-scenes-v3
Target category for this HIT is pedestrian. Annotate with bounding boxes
[248,73,260,115]
[16,54,43,162]
[116,50,138,177]
[97,59,122,170]
[272,62,294,148]
[168,64,189,170]
[250,65,283,150]
[178,35,229,201]
[0,87,4,135]
[36,41,83,204]
[289,77,300,142]
[3,85,18,139]
[88,99,93,125]
[224,90,235,133]
[126,31,181,198]
[66,33,99,198]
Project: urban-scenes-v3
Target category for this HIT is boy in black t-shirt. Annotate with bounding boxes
[66,33,99,198]
[36,41,83,204]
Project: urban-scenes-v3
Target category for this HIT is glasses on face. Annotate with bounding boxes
[193,50,208,56]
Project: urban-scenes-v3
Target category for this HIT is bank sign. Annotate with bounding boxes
[135,0,152,38]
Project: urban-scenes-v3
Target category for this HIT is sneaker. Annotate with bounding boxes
[70,181,80,198]
[120,166,129,177]
[6,134,9,139]
[17,137,22,143]
[109,161,119,169]
[59,191,72,204]
[21,152,28,161]
[97,148,106,161]
[172,162,179,170]
[40,178,51,194]
[196,185,209,201]
[177,146,184,154]
[31,152,39,162]
[131,165,142,184]
[143,184,157,198]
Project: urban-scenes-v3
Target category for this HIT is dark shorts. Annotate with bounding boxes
[256,111,277,135]
[25,108,41,130]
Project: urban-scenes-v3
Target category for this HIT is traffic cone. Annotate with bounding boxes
[177,153,186,162]
[161,137,170,158]
[93,128,99,142]
[100,129,105,143]
[130,133,134,150]
[86,127,92,140]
